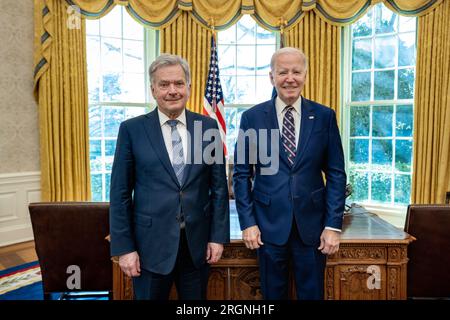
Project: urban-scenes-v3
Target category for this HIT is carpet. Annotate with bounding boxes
[0,261,43,300]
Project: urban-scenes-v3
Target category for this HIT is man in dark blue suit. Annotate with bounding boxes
[233,47,346,300]
[109,54,229,300]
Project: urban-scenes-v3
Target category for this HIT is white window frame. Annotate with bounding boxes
[341,8,417,227]
[87,10,159,201]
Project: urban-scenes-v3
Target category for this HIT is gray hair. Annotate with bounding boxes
[149,53,191,85]
[270,47,308,72]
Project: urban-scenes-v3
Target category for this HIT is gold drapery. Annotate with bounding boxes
[412,0,450,204]
[159,12,212,113]
[285,10,341,120]
[34,0,91,201]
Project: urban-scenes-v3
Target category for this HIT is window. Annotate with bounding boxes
[343,4,416,209]
[86,6,158,201]
[217,15,278,156]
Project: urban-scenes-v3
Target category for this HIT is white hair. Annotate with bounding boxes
[270,47,308,71]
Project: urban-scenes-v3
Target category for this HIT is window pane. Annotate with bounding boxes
[121,73,145,103]
[86,36,101,71]
[398,68,414,99]
[394,174,411,204]
[350,139,369,164]
[219,24,236,45]
[374,70,394,100]
[104,107,125,138]
[374,36,395,68]
[371,173,392,202]
[89,106,102,137]
[221,75,236,104]
[123,12,143,40]
[236,76,255,104]
[350,106,370,136]
[123,40,144,73]
[256,25,276,45]
[372,139,392,166]
[352,39,372,70]
[256,45,275,75]
[100,6,122,38]
[101,38,123,73]
[125,106,147,119]
[218,45,236,76]
[88,70,100,103]
[105,139,116,157]
[395,139,412,172]
[399,15,416,33]
[105,173,111,201]
[256,76,273,103]
[396,105,413,137]
[89,139,102,172]
[102,73,123,102]
[352,10,372,37]
[86,19,99,36]
[236,46,255,75]
[351,72,371,101]
[91,174,103,201]
[375,5,397,34]
[372,105,393,137]
[236,15,256,45]
[398,33,415,66]
[349,171,369,202]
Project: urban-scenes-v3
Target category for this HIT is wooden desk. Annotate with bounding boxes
[112,205,414,300]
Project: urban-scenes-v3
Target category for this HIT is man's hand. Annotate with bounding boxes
[119,251,141,277]
[318,229,340,255]
[242,225,264,250]
[206,242,224,264]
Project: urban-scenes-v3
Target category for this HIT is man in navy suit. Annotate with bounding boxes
[233,47,346,300]
[109,54,229,300]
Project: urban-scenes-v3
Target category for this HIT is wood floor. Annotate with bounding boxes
[0,241,38,271]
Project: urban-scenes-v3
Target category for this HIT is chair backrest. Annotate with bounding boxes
[29,202,112,295]
[404,204,450,298]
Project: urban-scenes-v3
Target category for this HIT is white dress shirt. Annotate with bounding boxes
[158,108,188,164]
[275,96,341,233]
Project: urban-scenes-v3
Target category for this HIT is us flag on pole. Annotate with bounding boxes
[203,35,227,155]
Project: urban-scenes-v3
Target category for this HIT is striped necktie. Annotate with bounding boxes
[166,120,185,184]
[281,106,296,166]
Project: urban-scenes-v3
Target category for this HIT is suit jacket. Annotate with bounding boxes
[233,96,346,246]
[109,109,230,275]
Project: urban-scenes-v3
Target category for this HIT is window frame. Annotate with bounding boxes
[87,8,159,201]
[341,7,417,226]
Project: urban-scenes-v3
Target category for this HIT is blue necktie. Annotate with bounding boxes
[166,120,185,185]
[281,106,296,166]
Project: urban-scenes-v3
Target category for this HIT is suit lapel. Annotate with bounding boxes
[293,97,315,168]
[143,110,180,187]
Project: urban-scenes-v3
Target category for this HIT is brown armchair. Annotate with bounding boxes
[29,202,112,299]
[404,204,450,299]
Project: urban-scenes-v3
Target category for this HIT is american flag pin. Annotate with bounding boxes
[309,115,315,119]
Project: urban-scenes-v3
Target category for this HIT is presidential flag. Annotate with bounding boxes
[203,35,227,155]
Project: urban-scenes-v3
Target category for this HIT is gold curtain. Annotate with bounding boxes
[160,12,212,113]
[285,10,341,120]
[34,0,91,201]
[412,0,450,203]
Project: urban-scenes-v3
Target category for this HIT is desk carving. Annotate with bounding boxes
[113,205,414,300]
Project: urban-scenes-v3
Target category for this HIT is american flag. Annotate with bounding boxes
[203,35,227,155]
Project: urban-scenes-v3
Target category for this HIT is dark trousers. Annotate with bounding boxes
[132,229,210,300]
[257,222,326,300]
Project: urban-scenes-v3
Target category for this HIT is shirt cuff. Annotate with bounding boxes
[325,226,341,232]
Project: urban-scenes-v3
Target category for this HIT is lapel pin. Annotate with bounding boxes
[309,115,315,120]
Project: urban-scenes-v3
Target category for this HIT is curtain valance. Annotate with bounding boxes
[67,0,444,30]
